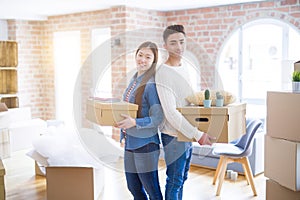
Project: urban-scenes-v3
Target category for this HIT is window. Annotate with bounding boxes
[91,28,112,98]
[217,19,300,129]
[91,28,112,136]
[54,31,81,129]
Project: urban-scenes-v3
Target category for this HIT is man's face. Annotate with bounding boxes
[164,32,186,59]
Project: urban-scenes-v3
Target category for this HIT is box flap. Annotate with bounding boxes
[0,160,5,176]
[295,60,300,72]
[178,103,246,115]
[87,99,138,110]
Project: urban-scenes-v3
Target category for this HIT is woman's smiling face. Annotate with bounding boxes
[136,47,155,76]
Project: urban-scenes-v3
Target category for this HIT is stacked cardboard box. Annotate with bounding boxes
[0,41,19,108]
[265,91,300,200]
[0,159,5,200]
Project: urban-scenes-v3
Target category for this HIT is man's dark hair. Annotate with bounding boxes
[163,24,186,42]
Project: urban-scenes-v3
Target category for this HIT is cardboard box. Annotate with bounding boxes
[0,41,18,67]
[266,179,300,200]
[0,69,18,94]
[35,161,46,176]
[177,103,246,142]
[86,99,138,126]
[264,135,300,191]
[46,166,103,200]
[0,159,5,200]
[0,96,18,108]
[267,91,300,142]
[0,128,10,159]
[295,60,300,72]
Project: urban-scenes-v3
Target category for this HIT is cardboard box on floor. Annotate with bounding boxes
[46,166,103,200]
[267,91,300,142]
[35,161,45,176]
[177,103,246,143]
[0,128,10,159]
[264,135,300,191]
[295,60,300,71]
[0,159,5,200]
[266,179,300,200]
[86,99,138,126]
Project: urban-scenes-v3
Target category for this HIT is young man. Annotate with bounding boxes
[156,24,213,200]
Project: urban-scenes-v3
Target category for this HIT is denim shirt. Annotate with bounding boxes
[120,73,163,150]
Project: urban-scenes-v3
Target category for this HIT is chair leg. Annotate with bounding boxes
[241,157,257,196]
[242,163,250,185]
[213,156,224,185]
[216,156,228,196]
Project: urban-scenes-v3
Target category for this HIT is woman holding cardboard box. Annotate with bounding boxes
[116,41,163,200]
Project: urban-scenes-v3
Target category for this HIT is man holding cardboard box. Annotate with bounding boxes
[156,24,214,200]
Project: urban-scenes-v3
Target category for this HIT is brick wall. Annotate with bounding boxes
[5,0,300,130]
[7,20,46,118]
[165,0,300,87]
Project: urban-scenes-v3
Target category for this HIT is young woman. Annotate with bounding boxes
[116,41,163,200]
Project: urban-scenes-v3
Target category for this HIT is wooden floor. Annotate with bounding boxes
[2,150,267,200]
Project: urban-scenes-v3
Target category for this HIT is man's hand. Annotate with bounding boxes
[116,114,136,129]
[198,133,215,146]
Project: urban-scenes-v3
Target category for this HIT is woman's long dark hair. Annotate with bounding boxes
[134,41,158,118]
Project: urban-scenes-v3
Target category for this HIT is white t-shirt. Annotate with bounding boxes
[156,63,203,141]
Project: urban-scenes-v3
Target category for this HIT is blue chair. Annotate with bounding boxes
[212,119,262,196]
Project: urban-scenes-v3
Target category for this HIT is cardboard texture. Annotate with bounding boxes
[177,103,246,142]
[86,99,138,126]
[0,128,10,159]
[46,166,103,200]
[0,69,18,94]
[35,161,45,176]
[266,179,300,200]
[0,103,8,112]
[267,91,300,142]
[0,41,18,67]
[264,135,300,191]
[0,96,18,109]
[0,159,5,200]
[295,60,300,72]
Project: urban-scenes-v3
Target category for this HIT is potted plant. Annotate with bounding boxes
[292,71,300,93]
[215,91,224,107]
[203,89,212,108]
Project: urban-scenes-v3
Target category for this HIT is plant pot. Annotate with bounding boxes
[203,100,212,108]
[292,82,300,93]
[216,99,224,107]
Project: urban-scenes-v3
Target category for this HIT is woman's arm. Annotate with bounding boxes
[116,82,163,129]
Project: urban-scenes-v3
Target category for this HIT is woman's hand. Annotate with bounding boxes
[116,114,136,129]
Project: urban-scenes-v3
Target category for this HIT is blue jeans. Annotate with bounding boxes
[124,143,163,200]
[161,133,193,200]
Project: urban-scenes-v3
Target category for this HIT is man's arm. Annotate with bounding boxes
[156,80,203,141]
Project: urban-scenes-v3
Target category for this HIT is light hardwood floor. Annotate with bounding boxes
[2,150,267,200]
